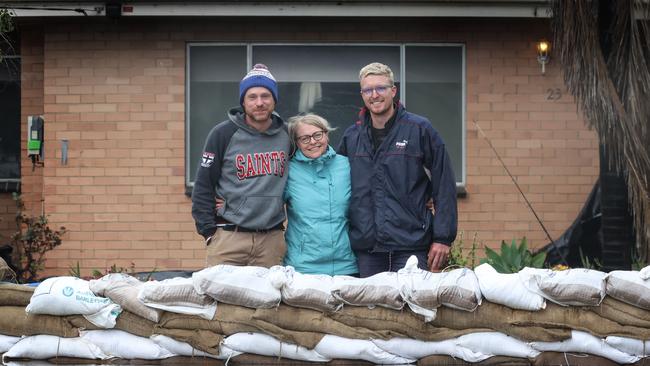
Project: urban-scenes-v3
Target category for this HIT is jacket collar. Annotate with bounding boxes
[293,145,336,163]
[357,101,404,127]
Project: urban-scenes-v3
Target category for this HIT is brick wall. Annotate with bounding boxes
[15,17,597,277]
[20,25,45,215]
[0,194,15,244]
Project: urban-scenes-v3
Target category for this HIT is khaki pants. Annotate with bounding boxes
[205,228,286,268]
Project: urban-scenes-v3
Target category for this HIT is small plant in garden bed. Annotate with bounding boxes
[10,193,66,283]
[480,237,546,273]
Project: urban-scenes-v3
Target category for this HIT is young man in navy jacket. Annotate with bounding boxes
[338,62,458,277]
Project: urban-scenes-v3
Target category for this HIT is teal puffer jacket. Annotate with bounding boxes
[284,146,358,276]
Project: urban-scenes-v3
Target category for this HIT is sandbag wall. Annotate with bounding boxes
[1,262,650,365]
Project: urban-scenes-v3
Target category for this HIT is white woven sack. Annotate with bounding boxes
[90,273,162,322]
[605,270,650,310]
[439,267,482,311]
[223,332,330,362]
[26,276,121,328]
[3,362,54,366]
[280,270,343,312]
[396,255,442,321]
[606,336,650,357]
[331,272,404,310]
[192,265,281,308]
[530,330,640,364]
[0,334,21,353]
[639,265,650,280]
[456,332,540,359]
[80,329,176,360]
[519,267,606,306]
[150,334,241,360]
[314,334,416,364]
[138,277,217,320]
[2,335,110,361]
[371,337,489,362]
[474,263,545,311]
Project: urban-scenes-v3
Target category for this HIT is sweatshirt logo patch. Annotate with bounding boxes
[201,152,215,168]
[395,140,408,149]
[235,151,286,180]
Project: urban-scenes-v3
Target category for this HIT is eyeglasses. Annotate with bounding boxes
[296,130,326,144]
[360,85,394,97]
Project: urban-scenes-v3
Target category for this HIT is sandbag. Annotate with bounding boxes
[223,332,331,362]
[0,306,79,338]
[314,334,415,364]
[151,334,241,360]
[434,300,650,340]
[331,304,486,342]
[530,330,640,364]
[605,270,650,310]
[279,270,343,313]
[396,256,441,321]
[456,332,540,359]
[512,302,650,339]
[252,304,389,342]
[251,319,326,350]
[0,257,16,280]
[532,352,619,366]
[157,303,258,335]
[66,309,156,338]
[590,296,650,328]
[431,302,571,342]
[398,256,481,321]
[331,272,404,310]
[80,329,176,360]
[151,330,224,356]
[640,265,650,280]
[193,265,281,308]
[0,334,21,353]
[2,334,109,361]
[520,267,606,306]
[372,336,489,362]
[419,355,532,366]
[606,336,650,357]
[0,283,34,306]
[26,276,121,328]
[475,263,545,311]
[438,268,482,311]
[89,273,162,322]
[138,277,217,320]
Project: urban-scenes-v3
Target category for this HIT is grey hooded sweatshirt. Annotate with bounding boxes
[191,107,291,239]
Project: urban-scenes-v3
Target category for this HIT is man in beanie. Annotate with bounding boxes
[192,64,290,267]
[338,62,458,277]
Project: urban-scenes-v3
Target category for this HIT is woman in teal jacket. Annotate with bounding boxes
[284,114,358,276]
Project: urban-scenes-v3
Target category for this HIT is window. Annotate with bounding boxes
[186,44,465,187]
[0,30,21,192]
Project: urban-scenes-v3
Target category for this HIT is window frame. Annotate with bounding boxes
[185,42,466,189]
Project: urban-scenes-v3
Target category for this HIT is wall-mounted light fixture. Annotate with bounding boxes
[537,40,550,75]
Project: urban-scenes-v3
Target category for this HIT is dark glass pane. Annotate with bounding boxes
[406,46,463,182]
[188,46,246,183]
[0,57,21,181]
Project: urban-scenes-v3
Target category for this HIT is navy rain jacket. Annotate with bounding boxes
[337,103,458,252]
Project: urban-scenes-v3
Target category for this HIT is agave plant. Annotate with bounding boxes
[480,237,546,274]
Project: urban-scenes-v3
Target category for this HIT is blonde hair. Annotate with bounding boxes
[359,62,395,85]
[287,113,335,146]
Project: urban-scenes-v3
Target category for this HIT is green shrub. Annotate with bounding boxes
[480,237,546,273]
[448,231,479,269]
[10,193,66,283]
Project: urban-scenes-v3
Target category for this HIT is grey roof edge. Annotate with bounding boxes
[1,1,552,18]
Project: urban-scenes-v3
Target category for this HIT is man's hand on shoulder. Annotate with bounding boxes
[427,242,450,272]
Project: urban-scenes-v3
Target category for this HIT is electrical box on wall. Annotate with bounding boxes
[27,115,44,157]
[27,115,44,170]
